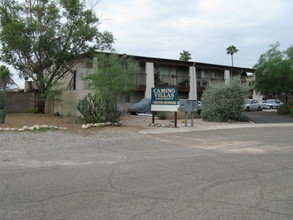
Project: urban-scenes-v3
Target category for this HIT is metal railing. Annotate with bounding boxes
[134,73,227,88]
[196,77,224,87]
[156,74,189,87]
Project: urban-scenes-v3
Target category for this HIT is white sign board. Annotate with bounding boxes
[151,87,178,112]
[151,104,178,112]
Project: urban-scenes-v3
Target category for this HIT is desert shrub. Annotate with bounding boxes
[76,93,122,123]
[83,54,139,122]
[29,107,39,113]
[157,112,167,120]
[201,77,249,122]
[276,102,293,115]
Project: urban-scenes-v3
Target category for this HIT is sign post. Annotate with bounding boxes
[151,87,178,127]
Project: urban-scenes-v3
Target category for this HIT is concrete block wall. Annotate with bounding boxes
[6,92,35,113]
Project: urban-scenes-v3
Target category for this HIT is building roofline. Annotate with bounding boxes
[92,52,255,73]
[130,54,255,73]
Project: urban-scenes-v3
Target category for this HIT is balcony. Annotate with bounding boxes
[197,77,224,92]
[155,74,190,92]
[135,73,146,91]
[134,73,190,92]
[134,73,225,92]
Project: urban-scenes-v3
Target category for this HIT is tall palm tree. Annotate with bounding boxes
[179,50,192,61]
[226,45,239,66]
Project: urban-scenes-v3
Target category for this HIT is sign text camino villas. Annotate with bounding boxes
[151,87,178,105]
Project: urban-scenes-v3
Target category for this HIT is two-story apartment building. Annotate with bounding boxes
[46,53,255,116]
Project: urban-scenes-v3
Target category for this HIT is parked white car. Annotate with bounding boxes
[244,99,262,111]
[261,99,283,109]
[197,100,202,114]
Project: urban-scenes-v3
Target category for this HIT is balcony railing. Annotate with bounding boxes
[155,74,189,87]
[134,73,226,90]
[197,77,224,87]
[134,73,146,90]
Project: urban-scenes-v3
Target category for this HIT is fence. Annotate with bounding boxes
[6,92,35,113]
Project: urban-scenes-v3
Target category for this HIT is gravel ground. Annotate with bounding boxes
[0,129,139,168]
[0,113,250,167]
[0,113,158,135]
[0,114,146,168]
[0,113,246,134]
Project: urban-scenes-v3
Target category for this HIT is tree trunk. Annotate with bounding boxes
[36,92,47,113]
[231,54,234,66]
[34,78,47,113]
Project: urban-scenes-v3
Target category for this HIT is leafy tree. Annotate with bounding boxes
[0,0,114,112]
[253,43,293,102]
[226,45,239,66]
[179,50,192,61]
[0,65,16,124]
[0,65,16,90]
[201,77,249,122]
[78,53,139,122]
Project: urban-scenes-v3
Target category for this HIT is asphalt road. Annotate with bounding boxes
[245,110,293,123]
[1,126,293,220]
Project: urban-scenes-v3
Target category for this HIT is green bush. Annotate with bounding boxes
[76,93,122,123]
[157,112,167,120]
[276,102,293,115]
[29,107,39,113]
[201,78,249,122]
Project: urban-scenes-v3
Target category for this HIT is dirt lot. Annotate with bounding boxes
[0,113,248,135]
[0,113,168,134]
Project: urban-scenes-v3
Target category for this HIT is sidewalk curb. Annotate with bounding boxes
[139,123,293,134]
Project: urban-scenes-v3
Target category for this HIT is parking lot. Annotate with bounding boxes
[245,111,293,124]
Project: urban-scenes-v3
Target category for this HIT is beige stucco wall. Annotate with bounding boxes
[45,90,95,116]
[45,89,142,117]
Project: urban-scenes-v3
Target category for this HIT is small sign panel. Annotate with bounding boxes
[151,87,178,105]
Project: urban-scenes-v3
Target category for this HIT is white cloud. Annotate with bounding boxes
[5,0,293,87]
[96,0,293,67]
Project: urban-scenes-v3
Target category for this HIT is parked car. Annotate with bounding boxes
[244,99,262,111]
[261,99,283,109]
[197,100,202,114]
[128,98,151,115]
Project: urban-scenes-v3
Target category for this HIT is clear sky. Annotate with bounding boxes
[7,0,293,88]
[96,0,293,68]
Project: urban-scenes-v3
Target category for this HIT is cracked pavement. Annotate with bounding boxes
[0,126,293,219]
